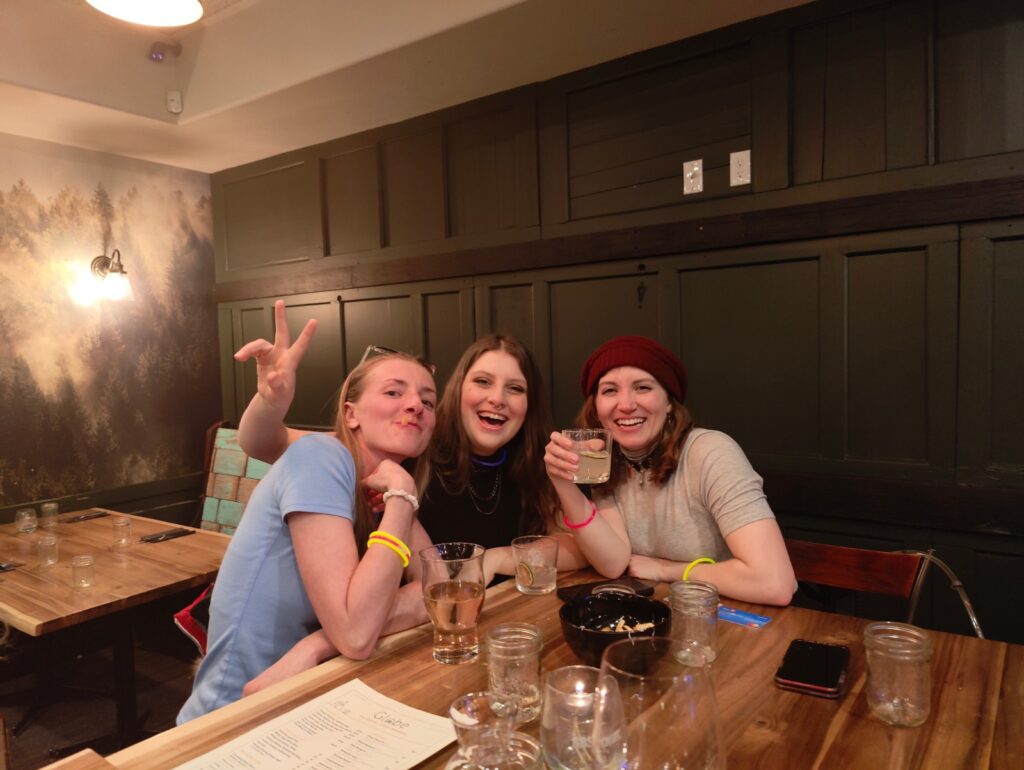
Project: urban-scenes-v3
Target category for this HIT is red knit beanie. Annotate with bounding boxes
[580,335,688,402]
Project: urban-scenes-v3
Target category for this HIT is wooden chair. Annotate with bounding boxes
[785,539,927,622]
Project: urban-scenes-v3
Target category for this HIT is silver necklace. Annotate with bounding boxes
[467,467,502,515]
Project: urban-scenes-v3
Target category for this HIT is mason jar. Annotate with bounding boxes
[863,621,933,727]
[669,579,718,664]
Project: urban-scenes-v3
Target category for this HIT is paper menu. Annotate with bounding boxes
[174,678,456,769]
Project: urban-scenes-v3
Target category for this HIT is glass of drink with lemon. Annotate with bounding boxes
[511,535,559,595]
[562,429,612,484]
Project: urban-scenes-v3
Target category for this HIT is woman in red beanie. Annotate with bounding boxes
[545,335,795,605]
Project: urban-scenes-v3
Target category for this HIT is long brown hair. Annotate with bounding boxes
[576,394,694,493]
[430,335,557,534]
[333,353,435,555]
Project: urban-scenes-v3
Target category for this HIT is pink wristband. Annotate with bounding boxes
[563,501,597,530]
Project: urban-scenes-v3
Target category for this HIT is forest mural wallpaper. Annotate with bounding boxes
[0,132,220,506]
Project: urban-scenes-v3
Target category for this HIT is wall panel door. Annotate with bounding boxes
[958,219,1024,487]
[679,257,821,459]
[214,152,323,279]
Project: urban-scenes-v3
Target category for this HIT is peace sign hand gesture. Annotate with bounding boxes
[234,299,318,414]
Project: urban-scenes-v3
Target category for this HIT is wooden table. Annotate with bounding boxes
[100,570,1022,770]
[0,509,229,752]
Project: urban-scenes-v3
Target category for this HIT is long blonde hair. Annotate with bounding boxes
[332,353,435,555]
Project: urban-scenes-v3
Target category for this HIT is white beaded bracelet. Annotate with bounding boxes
[382,488,419,512]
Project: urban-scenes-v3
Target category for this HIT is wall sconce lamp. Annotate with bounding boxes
[91,249,135,301]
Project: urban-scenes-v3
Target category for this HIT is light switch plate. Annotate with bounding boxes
[166,90,183,115]
[730,149,751,186]
[683,159,703,195]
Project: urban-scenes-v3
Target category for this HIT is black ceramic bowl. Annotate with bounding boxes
[559,592,672,667]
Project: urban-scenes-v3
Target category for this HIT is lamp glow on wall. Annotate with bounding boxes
[86,0,203,27]
[92,249,135,301]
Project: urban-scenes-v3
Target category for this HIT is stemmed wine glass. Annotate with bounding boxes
[592,637,725,769]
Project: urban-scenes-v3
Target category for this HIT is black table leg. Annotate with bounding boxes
[48,611,153,758]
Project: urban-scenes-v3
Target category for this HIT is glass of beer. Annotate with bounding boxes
[562,429,612,484]
[420,542,486,664]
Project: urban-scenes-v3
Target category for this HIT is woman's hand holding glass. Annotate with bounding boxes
[544,431,580,483]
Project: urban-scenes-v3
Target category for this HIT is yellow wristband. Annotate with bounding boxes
[683,557,716,581]
[368,530,411,559]
[367,537,410,568]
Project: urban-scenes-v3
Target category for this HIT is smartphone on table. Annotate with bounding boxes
[774,639,850,699]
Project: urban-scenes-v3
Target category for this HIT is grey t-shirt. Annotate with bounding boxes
[593,428,774,563]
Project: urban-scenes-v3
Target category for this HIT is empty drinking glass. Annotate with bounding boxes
[446,691,541,769]
[112,516,133,550]
[38,534,59,568]
[864,622,933,727]
[487,623,543,724]
[40,502,59,529]
[15,508,37,534]
[72,554,95,589]
[669,579,719,663]
[594,637,724,769]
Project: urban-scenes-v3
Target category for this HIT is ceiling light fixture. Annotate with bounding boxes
[91,249,135,302]
[86,0,203,28]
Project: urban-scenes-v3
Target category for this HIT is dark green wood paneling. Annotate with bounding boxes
[792,0,929,183]
[679,258,820,457]
[990,237,1024,466]
[381,130,446,246]
[750,27,790,192]
[564,45,750,219]
[341,294,418,371]
[958,220,1024,486]
[846,248,929,461]
[975,549,1024,641]
[548,272,661,427]
[884,0,929,170]
[446,108,518,237]
[221,159,320,272]
[823,7,888,179]
[936,0,1024,162]
[488,284,535,344]
[569,135,750,219]
[791,25,827,185]
[323,145,381,255]
[423,290,474,390]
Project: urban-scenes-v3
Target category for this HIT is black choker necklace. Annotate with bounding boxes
[471,447,508,468]
[619,448,655,487]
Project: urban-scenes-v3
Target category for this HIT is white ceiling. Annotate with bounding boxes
[1,0,811,173]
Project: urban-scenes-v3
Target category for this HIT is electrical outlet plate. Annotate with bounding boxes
[730,149,751,186]
[683,159,703,195]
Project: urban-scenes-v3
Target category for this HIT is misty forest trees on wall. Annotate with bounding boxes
[0,177,220,505]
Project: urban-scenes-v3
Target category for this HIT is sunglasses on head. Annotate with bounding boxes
[359,344,437,375]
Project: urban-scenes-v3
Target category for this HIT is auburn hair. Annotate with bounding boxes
[575,394,694,493]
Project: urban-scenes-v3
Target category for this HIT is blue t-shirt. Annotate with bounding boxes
[177,433,356,723]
